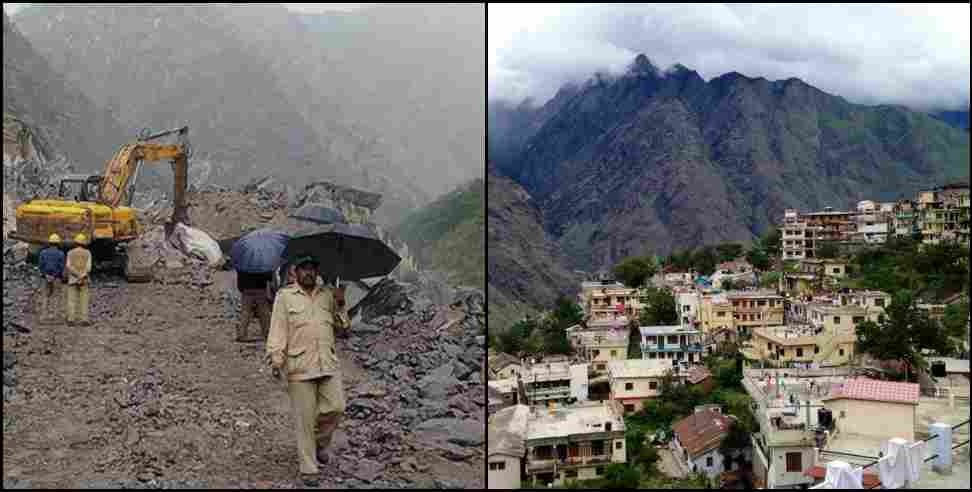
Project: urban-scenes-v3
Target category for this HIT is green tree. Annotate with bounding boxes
[720,279,736,291]
[746,247,771,271]
[639,287,678,326]
[692,247,719,276]
[719,419,752,468]
[553,296,585,327]
[856,291,960,380]
[613,256,658,288]
[943,299,970,341]
[760,227,782,258]
[759,271,782,289]
[603,463,641,490]
[715,242,745,263]
[816,241,840,259]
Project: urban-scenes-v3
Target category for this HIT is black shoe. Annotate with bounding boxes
[300,474,319,488]
[316,449,331,465]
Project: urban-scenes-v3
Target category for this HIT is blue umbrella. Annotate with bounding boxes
[229,228,289,273]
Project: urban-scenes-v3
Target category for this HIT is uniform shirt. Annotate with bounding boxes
[266,283,349,381]
[38,247,66,278]
[66,247,92,285]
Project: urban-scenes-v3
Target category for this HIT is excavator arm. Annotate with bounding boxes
[98,126,191,224]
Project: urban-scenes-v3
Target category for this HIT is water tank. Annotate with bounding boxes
[818,408,833,429]
[931,361,947,378]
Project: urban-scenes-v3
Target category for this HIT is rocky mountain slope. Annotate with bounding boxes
[487,163,579,331]
[491,55,971,271]
[3,10,126,173]
[393,179,485,290]
[12,4,484,228]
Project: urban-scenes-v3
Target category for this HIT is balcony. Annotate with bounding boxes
[641,343,704,353]
[525,386,571,398]
[527,455,614,472]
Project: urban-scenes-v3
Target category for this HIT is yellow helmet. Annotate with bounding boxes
[74,233,89,245]
[48,233,62,245]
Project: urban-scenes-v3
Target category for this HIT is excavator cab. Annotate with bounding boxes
[57,174,103,203]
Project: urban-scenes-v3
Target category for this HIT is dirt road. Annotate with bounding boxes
[3,267,485,489]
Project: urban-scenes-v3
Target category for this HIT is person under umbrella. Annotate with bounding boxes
[230,228,288,343]
[265,254,349,487]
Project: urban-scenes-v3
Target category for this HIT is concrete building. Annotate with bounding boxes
[779,259,848,296]
[524,400,627,487]
[893,199,920,237]
[583,283,646,322]
[639,325,704,364]
[822,378,920,442]
[743,373,819,489]
[676,291,702,330]
[671,406,751,481]
[488,404,530,490]
[742,325,857,367]
[489,377,521,409]
[852,200,892,244]
[728,291,786,336]
[607,359,673,414]
[916,183,970,245]
[568,329,629,373]
[522,361,572,406]
[489,352,523,380]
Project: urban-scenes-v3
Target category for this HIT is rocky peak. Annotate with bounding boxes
[629,54,659,77]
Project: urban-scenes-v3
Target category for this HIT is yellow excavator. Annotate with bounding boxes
[11,126,191,281]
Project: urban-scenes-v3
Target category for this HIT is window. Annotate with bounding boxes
[683,305,691,312]
[786,452,803,472]
[649,381,658,390]
[489,462,506,471]
[648,352,657,359]
[565,470,577,479]
[616,441,623,450]
[707,456,714,467]
[797,348,804,357]
[833,316,841,325]
[592,441,605,456]
[814,346,820,354]
[717,311,726,317]
[610,350,618,357]
[840,410,846,418]
[839,349,845,357]
[875,298,885,307]
[758,300,767,307]
[625,383,634,391]
[624,404,635,413]
[853,316,865,325]
[833,268,841,274]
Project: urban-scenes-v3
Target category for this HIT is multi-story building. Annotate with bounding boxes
[607,359,673,414]
[916,183,970,245]
[583,283,646,323]
[522,362,573,406]
[639,325,704,364]
[488,404,530,490]
[567,329,629,373]
[893,200,919,237]
[524,401,627,487]
[779,259,848,296]
[851,200,893,244]
[727,291,786,336]
[743,374,819,489]
[699,293,735,333]
[676,291,702,330]
[742,324,857,367]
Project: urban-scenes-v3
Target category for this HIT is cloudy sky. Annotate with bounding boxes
[2,3,372,14]
[489,3,970,111]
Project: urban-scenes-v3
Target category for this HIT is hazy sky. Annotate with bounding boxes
[2,3,373,14]
[489,3,971,111]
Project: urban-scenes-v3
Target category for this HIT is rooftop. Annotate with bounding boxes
[526,401,626,441]
[752,325,854,347]
[672,408,733,459]
[639,325,701,336]
[523,361,571,382]
[822,378,920,405]
[488,377,518,394]
[686,366,712,385]
[488,404,530,458]
[724,289,783,299]
[608,359,672,379]
[489,352,521,372]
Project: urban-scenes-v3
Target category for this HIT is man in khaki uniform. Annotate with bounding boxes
[65,233,93,326]
[266,255,349,486]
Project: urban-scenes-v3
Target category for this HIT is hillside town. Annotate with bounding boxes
[487,183,969,490]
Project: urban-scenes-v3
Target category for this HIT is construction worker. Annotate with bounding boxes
[37,234,66,323]
[266,255,349,487]
[65,233,92,326]
[236,270,273,343]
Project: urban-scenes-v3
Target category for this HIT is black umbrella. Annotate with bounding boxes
[289,203,348,225]
[283,223,401,282]
[229,228,289,273]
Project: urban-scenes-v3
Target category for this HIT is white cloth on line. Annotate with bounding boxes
[878,438,922,489]
[817,460,864,489]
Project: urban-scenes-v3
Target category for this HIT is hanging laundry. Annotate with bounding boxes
[878,438,921,489]
[815,460,864,489]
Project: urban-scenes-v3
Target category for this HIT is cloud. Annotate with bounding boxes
[489,3,970,110]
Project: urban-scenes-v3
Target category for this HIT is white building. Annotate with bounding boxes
[488,404,530,489]
[607,359,674,414]
[639,325,704,364]
[677,291,701,329]
[671,406,750,481]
